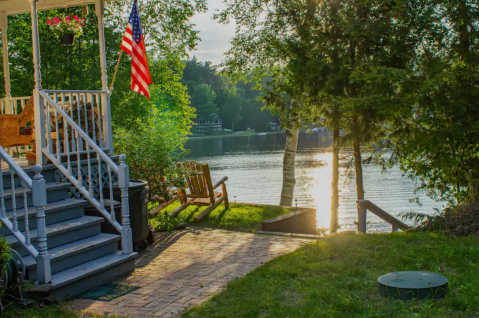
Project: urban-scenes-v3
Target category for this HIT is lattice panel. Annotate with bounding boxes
[55,161,118,200]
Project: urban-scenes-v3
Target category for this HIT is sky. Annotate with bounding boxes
[188,0,236,65]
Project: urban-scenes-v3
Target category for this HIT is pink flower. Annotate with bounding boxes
[53,17,61,23]
[74,16,80,22]
[81,23,85,26]
[47,20,53,25]
[66,15,70,21]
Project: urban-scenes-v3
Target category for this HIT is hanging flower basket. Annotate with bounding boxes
[47,15,85,46]
[59,34,75,46]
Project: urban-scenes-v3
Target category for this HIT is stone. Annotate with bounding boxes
[71,227,311,317]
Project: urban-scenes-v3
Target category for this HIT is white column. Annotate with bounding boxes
[0,11,11,109]
[0,11,14,156]
[29,0,41,91]
[29,0,46,165]
[95,0,113,155]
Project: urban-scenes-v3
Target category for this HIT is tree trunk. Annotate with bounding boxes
[280,125,300,206]
[354,139,364,202]
[330,127,340,233]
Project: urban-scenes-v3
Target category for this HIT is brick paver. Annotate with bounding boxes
[71,227,311,317]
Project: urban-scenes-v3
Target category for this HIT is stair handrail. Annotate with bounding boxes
[0,146,51,284]
[0,149,32,189]
[39,91,133,255]
[356,199,411,233]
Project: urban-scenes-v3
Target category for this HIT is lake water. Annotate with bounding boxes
[185,132,443,232]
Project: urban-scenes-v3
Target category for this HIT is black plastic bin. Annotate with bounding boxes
[84,179,150,250]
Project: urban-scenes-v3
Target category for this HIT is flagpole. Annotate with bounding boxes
[109,50,123,92]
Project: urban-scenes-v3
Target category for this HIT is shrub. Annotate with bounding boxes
[114,107,190,205]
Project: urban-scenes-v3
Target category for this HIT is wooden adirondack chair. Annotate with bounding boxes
[171,161,229,221]
[0,96,35,149]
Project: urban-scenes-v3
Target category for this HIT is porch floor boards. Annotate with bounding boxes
[1,157,32,172]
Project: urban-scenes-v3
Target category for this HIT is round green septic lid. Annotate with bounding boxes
[378,271,448,289]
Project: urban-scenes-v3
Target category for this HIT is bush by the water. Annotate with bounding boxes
[402,203,479,237]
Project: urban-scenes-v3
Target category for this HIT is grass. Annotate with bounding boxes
[182,232,479,318]
[2,302,123,318]
[2,303,84,318]
[151,202,290,233]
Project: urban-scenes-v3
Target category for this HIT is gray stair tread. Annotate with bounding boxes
[51,251,138,288]
[6,216,104,245]
[23,233,120,267]
[5,199,88,220]
[2,182,70,198]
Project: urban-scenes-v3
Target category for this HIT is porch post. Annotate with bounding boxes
[0,11,15,157]
[95,0,113,155]
[0,11,11,110]
[29,0,47,165]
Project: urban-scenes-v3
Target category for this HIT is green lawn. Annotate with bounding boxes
[151,202,290,233]
[2,303,85,318]
[182,232,479,318]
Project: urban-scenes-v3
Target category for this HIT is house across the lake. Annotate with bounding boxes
[195,113,223,132]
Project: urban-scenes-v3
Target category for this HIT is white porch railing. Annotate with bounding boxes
[0,96,31,114]
[38,90,133,254]
[0,146,50,284]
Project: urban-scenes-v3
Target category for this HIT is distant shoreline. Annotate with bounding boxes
[188,131,282,140]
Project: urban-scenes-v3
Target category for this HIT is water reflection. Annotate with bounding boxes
[185,132,443,232]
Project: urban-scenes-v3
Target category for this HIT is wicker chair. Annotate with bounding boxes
[0,97,35,149]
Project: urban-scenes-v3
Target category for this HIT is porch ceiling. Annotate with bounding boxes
[0,0,113,16]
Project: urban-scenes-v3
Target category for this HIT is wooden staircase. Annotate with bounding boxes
[1,163,137,297]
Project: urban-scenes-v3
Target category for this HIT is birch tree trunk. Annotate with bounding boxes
[330,127,340,233]
[280,125,300,206]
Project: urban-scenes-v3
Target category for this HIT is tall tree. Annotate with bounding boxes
[220,87,243,130]
[385,0,479,206]
[216,0,323,206]
[217,0,424,221]
[188,83,218,122]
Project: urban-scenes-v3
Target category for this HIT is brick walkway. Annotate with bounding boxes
[71,227,311,317]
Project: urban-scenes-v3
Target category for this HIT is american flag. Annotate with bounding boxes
[120,0,152,99]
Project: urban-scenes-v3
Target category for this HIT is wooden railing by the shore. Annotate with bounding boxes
[357,199,410,233]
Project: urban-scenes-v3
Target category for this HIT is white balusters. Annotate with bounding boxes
[46,102,53,155]
[0,159,5,219]
[95,93,104,149]
[98,155,105,210]
[54,107,61,164]
[22,181,31,246]
[63,106,73,175]
[107,165,115,222]
[37,91,133,256]
[75,131,83,187]
[90,94,97,145]
[9,168,18,233]
[1,143,49,282]
[87,144,93,198]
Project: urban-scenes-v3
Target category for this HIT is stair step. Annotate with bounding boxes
[0,199,87,235]
[24,233,121,281]
[51,251,138,297]
[2,182,71,211]
[7,216,104,257]
[2,165,57,188]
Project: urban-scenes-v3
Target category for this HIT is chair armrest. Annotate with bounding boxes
[213,176,228,189]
